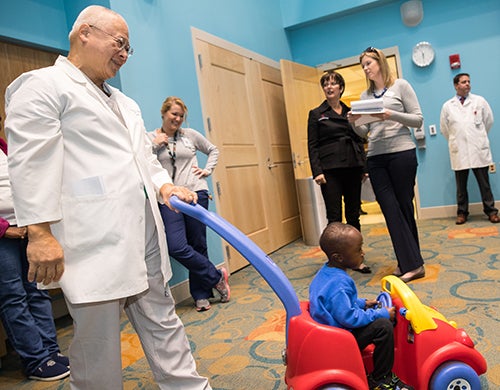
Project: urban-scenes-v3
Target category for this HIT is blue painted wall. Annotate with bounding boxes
[280,0,397,29]
[284,0,500,211]
[0,0,68,51]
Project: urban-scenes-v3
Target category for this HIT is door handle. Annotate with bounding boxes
[267,158,278,169]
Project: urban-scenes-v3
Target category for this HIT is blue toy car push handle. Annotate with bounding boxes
[169,196,302,339]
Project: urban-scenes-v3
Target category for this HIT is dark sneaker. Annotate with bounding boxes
[370,373,414,390]
[195,299,211,312]
[28,359,70,381]
[51,352,70,368]
[214,267,230,303]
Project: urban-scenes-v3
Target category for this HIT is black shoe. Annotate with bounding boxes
[353,265,372,274]
[51,352,69,368]
[28,359,70,382]
[369,373,414,390]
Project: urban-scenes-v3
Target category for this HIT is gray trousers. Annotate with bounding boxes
[65,251,211,390]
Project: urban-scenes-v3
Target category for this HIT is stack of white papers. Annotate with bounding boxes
[351,99,384,115]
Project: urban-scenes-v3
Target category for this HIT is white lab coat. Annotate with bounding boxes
[440,93,494,171]
[5,56,173,304]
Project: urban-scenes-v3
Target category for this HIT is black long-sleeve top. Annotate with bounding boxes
[307,100,366,178]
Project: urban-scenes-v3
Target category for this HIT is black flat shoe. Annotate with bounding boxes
[354,266,372,274]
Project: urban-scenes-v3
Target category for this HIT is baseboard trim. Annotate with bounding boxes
[418,202,493,220]
[170,279,192,305]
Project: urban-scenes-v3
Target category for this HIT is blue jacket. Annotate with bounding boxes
[309,264,389,330]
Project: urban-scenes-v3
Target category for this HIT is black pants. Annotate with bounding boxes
[352,318,394,382]
[320,167,363,231]
[455,167,498,217]
[368,149,424,274]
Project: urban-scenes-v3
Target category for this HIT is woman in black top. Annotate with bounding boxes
[308,70,371,273]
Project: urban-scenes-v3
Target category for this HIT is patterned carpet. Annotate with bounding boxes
[0,216,499,389]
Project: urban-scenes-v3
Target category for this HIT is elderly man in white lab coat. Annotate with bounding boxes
[5,5,211,390]
[440,73,498,225]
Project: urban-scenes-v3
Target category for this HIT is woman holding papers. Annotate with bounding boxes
[308,70,371,273]
[348,47,425,283]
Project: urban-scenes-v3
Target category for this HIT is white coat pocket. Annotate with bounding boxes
[60,193,122,251]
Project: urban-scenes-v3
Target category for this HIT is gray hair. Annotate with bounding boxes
[68,5,124,41]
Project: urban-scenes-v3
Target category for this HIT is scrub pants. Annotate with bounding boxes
[63,199,211,389]
[367,149,424,273]
[159,190,221,301]
[0,236,61,375]
[65,248,211,390]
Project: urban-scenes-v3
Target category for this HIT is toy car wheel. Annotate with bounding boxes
[317,385,351,390]
[429,361,481,390]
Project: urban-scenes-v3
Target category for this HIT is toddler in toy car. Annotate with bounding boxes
[309,222,413,390]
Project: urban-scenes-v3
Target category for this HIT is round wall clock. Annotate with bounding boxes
[412,41,435,67]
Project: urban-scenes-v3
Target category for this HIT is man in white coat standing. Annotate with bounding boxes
[440,73,498,225]
[5,5,212,390]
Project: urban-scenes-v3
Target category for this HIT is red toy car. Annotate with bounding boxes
[284,277,487,389]
[170,197,487,390]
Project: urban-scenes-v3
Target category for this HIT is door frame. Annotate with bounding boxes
[316,46,403,75]
[191,27,279,70]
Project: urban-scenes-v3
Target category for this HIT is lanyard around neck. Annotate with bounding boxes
[165,130,178,160]
[164,130,178,180]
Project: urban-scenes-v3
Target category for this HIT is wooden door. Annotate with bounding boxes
[258,63,302,248]
[194,38,300,272]
[280,60,324,180]
[0,41,58,140]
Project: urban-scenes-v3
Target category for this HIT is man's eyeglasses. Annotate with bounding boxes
[89,24,134,56]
